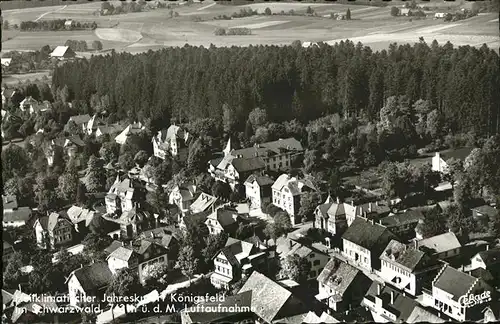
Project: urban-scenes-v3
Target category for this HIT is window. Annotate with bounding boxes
[310,253,315,258]
[313,260,320,266]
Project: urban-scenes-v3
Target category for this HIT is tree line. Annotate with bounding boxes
[20,19,97,32]
[52,40,499,139]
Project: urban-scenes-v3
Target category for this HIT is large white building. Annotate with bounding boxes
[209,138,304,189]
[271,174,317,225]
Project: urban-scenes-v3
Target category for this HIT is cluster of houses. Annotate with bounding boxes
[2,116,499,323]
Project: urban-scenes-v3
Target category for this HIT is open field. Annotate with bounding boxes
[2,1,498,54]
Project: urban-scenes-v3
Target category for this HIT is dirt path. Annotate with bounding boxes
[34,5,67,22]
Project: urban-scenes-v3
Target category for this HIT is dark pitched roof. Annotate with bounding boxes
[104,240,123,255]
[365,283,418,322]
[440,147,474,161]
[72,262,113,292]
[238,271,308,323]
[380,240,427,272]
[379,209,425,228]
[231,137,303,160]
[231,157,266,173]
[342,217,396,251]
[433,266,478,302]
[209,157,223,168]
[317,258,363,297]
[477,248,500,266]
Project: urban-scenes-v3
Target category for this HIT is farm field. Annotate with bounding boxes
[1,1,498,54]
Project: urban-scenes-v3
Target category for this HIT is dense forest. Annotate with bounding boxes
[52,40,500,137]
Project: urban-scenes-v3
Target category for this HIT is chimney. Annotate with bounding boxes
[18,284,22,292]
[369,202,373,213]
[377,284,382,296]
[390,291,395,304]
[414,240,418,249]
[351,201,354,206]
[486,245,489,251]
[336,197,340,204]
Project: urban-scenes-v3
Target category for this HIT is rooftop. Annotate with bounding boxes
[238,271,308,323]
[272,174,317,195]
[477,248,500,266]
[2,195,18,210]
[189,192,217,214]
[244,174,275,187]
[417,232,461,254]
[406,306,445,323]
[3,207,31,223]
[433,265,478,302]
[70,262,113,292]
[380,209,425,228]
[380,240,427,272]
[317,258,363,297]
[231,138,304,160]
[365,282,418,322]
[342,217,396,250]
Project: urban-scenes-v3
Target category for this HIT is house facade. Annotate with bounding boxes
[316,257,372,312]
[470,247,500,271]
[50,46,76,60]
[423,265,494,321]
[315,198,390,236]
[33,213,73,249]
[209,138,303,189]
[271,174,317,225]
[276,237,330,280]
[168,183,197,214]
[115,122,144,145]
[210,237,269,289]
[416,232,461,260]
[378,240,441,296]
[244,174,274,210]
[205,205,241,236]
[342,217,397,272]
[66,262,113,307]
[152,125,190,161]
[431,147,474,174]
[107,239,169,284]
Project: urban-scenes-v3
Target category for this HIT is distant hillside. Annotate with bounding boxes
[0,0,92,10]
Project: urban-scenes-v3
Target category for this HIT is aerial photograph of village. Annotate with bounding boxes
[1,0,499,323]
